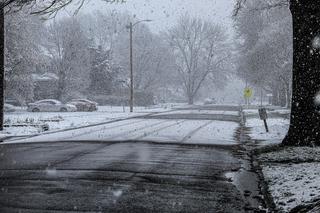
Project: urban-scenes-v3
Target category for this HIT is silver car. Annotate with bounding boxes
[4,104,16,112]
[27,99,77,112]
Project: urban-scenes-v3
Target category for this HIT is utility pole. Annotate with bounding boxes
[260,88,263,106]
[129,22,133,113]
[127,19,152,113]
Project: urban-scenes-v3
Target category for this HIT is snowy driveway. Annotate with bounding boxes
[4,106,241,145]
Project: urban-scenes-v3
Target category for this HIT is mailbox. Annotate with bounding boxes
[258,108,268,120]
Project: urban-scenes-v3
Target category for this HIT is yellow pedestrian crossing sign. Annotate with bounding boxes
[244,87,253,98]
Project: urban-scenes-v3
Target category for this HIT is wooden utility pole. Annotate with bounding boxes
[127,20,152,113]
[129,22,133,113]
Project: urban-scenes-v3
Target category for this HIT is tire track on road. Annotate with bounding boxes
[106,119,177,141]
[133,120,187,141]
[59,119,148,141]
[180,120,214,143]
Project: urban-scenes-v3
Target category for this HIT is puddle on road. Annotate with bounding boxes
[225,164,265,211]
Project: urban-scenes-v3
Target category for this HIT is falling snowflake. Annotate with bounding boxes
[112,190,123,198]
[46,168,57,176]
[312,36,320,49]
[314,91,320,106]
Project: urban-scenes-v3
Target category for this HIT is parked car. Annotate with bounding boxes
[4,104,16,112]
[68,99,98,112]
[5,98,21,106]
[27,99,77,112]
[203,98,217,105]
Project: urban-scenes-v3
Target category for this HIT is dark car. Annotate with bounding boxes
[68,99,98,112]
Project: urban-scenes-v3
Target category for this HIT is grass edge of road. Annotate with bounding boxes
[250,144,282,212]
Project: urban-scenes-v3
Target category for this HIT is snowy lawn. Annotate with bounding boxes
[244,108,290,117]
[1,105,172,138]
[246,118,289,144]
[246,110,320,212]
[258,147,320,212]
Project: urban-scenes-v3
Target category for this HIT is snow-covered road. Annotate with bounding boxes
[4,107,241,145]
[2,105,174,137]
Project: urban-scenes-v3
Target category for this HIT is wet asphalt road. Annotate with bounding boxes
[0,105,264,212]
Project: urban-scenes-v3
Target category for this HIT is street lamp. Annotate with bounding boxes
[127,19,152,112]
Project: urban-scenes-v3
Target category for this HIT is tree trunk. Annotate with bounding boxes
[283,1,320,146]
[0,5,4,131]
[279,87,286,107]
[286,85,291,109]
[188,95,194,105]
[57,69,66,101]
[271,85,278,106]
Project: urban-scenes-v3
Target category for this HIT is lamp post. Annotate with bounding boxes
[127,19,152,112]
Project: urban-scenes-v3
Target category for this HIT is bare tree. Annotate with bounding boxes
[0,0,120,130]
[234,2,292,107]
[114,22,172,93]
[168,14,229,104]
[5,9,45,105]
[233,0,288,16]
[79,11,129,52]
[2,0,86,16]
[0,0,89,130]
[47,17,91,101]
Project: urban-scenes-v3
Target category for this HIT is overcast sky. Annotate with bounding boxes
[62,0,235,33]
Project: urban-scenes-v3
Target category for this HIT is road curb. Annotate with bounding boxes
[250,148,278,212]
[239,109,278,212]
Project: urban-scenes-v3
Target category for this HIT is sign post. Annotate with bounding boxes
[244,87,253,108]
[258,108,269,133]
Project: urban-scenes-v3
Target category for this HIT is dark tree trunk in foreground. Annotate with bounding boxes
[0,5,4,131]
[283,1,320,146]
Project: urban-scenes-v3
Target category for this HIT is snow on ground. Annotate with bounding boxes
[243,108,320,212]
[1,105,172,138]
[139,120,238,144]
[246,118,289,143]
[258,147,320,212]
[156,109,239,116]
[183,121,238,144]
[243,108,290,116]
[273,109,291,115]
[5,118,239,145]
[244,108,320,212]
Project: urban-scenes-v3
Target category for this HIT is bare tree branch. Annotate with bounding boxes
[233,0,289,16]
